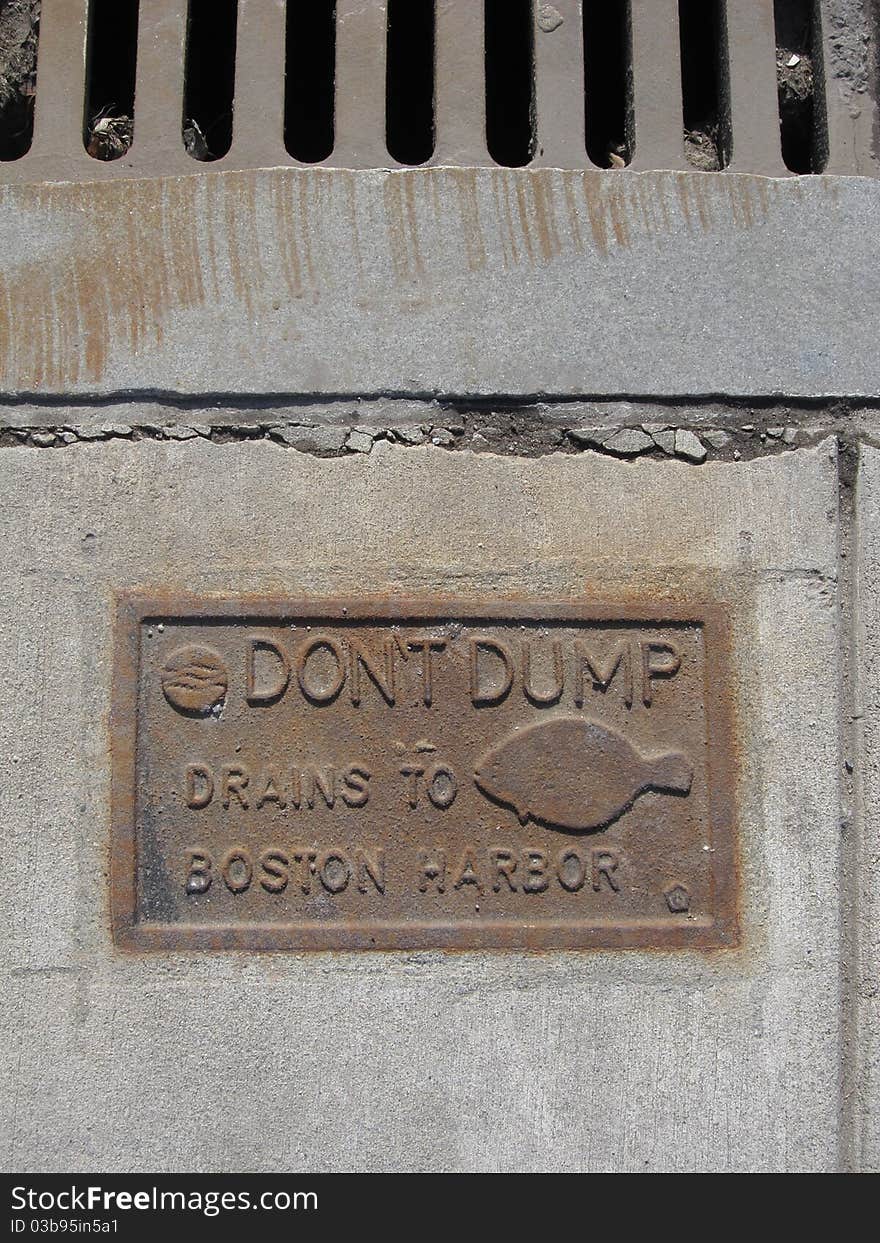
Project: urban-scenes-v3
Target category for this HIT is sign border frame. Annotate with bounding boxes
[110,591,740,952]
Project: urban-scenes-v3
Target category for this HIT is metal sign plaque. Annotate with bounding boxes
[111,596,738,950]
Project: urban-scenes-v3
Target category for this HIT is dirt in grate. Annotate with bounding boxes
[0,0,39,159]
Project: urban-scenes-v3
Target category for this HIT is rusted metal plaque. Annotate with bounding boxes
[111,595,738,950]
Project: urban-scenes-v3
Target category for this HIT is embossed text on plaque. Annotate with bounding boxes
[111,597,738,949]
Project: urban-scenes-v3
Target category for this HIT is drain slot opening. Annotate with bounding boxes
[84,0,139,161]
[773,0,826,172]
[485,0,535,167]
[386,0,435,165]
[0,0,39,161]
[285,0,336,163]
[183,0,238,161]
[678,0,731,170]
[583,0,633,168]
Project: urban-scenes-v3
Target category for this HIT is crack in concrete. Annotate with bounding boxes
[838,435,862,1172]
[0,412,873,463]
[0,389,871,410]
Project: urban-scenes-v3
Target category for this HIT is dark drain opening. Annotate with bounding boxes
[285,0,336,163]
[485,0,535,167]
[678,0,731,170]
[386,0,435,165]
[773,0,827,172]
[84,0,139,160]
[583,0,633,168]
[183,0,237,161]
[0,0,39,161]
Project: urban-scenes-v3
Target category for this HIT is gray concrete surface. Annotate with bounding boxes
[0,436,844,1172]
[0,169,879,402]
[1,0,877,1180]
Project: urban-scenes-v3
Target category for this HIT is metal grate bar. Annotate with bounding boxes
[816,0,843,171]
[2,0,876,182]
[228,0,287,168]
[131,0,192,169]
[818,0,879,175]
[29,0,89,164]
[433,0,489,166]
[628,0,688,171]
[532,0,587,168]
[726,0,786,174]
[333,0,390,167]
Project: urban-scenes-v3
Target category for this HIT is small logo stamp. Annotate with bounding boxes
[160,645,228,715]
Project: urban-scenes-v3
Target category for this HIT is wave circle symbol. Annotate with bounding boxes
[161,645,228,715]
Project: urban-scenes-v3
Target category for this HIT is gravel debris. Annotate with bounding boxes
[674,429,708,463]
[346,429,374,454]
[392,426,426,445]
[604,428,655,457]
[569,427,611,448]
[651,429,677,456]
[272,425,348,453]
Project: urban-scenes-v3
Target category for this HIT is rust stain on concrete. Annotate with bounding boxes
[341,171,365,284]
[581,173,610,255]
[295,177,317,289]
[0,167,830,390]
[528,176,562,262]
[562,178,584,253]
[383,175,426,283]
[270,177,304,298]
[513,180,537,263]
[448,169,487,273]
[489,176,519,267]
[0,178,208,387]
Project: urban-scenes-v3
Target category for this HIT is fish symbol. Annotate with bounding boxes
[473,718,693,833]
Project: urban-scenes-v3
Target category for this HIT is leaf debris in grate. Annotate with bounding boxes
[86,110,133,160]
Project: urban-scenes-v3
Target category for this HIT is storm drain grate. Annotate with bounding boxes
[0,0,876,180]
